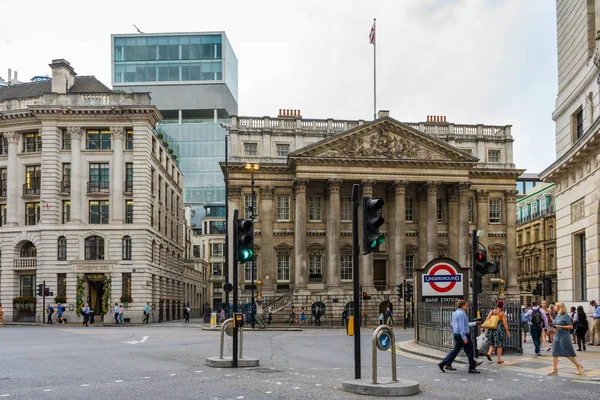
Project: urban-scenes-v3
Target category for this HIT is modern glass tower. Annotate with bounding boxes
[111,32,238,205]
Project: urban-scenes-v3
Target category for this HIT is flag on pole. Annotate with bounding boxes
[369,22,375,44]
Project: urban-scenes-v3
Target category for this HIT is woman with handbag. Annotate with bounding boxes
[547,302,583,375]
[483,300,511,364]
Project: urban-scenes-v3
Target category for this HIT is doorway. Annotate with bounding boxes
[374,260,387,291]
[88,280,105,315]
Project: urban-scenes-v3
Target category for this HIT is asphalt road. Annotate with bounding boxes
[1,322,598,399]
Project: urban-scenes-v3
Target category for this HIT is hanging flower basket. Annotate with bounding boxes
[54,295,67,304]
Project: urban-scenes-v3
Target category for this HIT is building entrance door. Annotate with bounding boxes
[88,281,105,315]
[373,260,387,291]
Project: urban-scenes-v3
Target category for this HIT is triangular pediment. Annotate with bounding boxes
[289,117,478,163]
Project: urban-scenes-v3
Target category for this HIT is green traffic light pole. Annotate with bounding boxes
[250,167,256,329]
[351,184,361,380]
[232,209,240,368]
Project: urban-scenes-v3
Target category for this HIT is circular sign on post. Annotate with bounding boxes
[376,331,392,351]
[225,325,233,337]
[223,283,233,293]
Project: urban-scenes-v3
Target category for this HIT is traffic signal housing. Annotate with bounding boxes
[532,283,542,296]
[235,218,254,263]
[396,285,403,299]
[362,291,371,301]
[44,287,50,297]
[544,277,553,296]
[473,248,500,275]
[404,283,413,302]
[37,284,43,297]
[362,197,385,253]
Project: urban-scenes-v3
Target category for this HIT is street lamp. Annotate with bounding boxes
[256,278,263,302]
[244,162,260,328]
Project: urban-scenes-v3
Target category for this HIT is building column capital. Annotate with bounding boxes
[477,190,489,202]
[457,181,471,195]
[293,178,309,193]
[228,185,242,199]
[259,186,274,199]
[392,180,408,195]
[3,130,19,144]
[111,127,126,141]
[327,178,342,193]
[447,186,458,202]
[426,181,440,195]
[67,126,84,140]
[360,179,376,191]
[504,190,518,202]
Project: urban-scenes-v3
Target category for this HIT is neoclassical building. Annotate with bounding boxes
[225,111,522,316]
[0,59,204,323]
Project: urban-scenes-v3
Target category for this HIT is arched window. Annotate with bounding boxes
[21,242,37,257]
[85,236,105,260]
[122,236,132,260]
[57,236,67,260]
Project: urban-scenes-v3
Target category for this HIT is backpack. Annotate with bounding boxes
[531,308,543,326]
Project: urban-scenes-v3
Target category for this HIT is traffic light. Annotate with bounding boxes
[37,284,43,297]
[532,283,542,296]
[44,287,50,297]
[235,218,253,263]
[544,277,553,296]
[473,248,500,275]
[362,197,385,253]
[396,285,403,299]
[362,291,371,301]
[404,283,413,302]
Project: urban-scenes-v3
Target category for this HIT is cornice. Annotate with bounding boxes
[291,156,475,168]
[1,106,162,126]
[469,169,525,179]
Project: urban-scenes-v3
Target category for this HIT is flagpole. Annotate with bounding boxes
[373,18,377,120]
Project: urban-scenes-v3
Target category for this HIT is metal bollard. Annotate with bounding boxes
[219,318,233,359]
[372,325,397,384]
[239,326,243,359]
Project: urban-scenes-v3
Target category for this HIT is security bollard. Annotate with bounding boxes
[372,325,397,384]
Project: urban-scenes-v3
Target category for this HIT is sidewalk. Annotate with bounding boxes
[396,338,600,381]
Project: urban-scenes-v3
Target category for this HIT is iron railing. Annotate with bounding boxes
[23,179,41,195]
[87,181,110,194]
[13,303,36,322]
[517,206,555,225]
[61,181,71,193]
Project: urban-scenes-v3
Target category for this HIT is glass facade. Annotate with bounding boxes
[160,120,228,203]
[114,35,223,84]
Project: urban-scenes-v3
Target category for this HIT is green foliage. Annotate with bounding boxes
[12,296,37,304]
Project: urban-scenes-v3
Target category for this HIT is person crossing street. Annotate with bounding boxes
[438,300,483,373]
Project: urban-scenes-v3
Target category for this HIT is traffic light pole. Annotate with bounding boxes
[471,230,479,357]
[403,280,407,329]
[42,280,46,324]
[351,184,361,380]
[250,169,255,329]
[232,210,239,368]
[224,130,230,318]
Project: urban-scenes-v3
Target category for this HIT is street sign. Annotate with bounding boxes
[223,283,233,293]
[421,260,463,297]
[376,330,392,351]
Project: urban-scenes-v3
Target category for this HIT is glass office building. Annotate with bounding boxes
[112,32,238,204]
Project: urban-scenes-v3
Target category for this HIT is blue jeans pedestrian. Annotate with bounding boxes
[440,334,478,369]
[530,325,542,354]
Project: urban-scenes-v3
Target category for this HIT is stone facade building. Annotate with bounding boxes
[516,183,557,305]
[225,111,522,318]
[0,59,203,323]
[540,1,600,307]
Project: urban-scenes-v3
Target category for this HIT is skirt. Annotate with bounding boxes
[485,327,506,348]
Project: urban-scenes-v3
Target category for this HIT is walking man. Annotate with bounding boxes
[590,300,600,345]
[56,303,65,324]
[114,303,120,324]
[524,301,548,356]
[184,304,191,323]
[521,305,530,343]
[385,307,393,327]
[438,300,483,373]
[143,302,150,324]
[118,304,125,324]
[46,304,54,324]
[314,306,322,326]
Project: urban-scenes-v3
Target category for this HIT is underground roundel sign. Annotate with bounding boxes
[421,260,463,297]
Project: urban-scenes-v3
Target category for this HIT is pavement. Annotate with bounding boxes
[397,335,600,381]
[2,321,600,399]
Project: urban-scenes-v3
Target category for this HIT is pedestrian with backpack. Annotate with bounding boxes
[573,306,589,351]
[46,304,54,324]
[524,301,548,356]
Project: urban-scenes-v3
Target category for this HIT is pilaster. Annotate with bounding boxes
[293,178,308,288]
[393,181,407,284]
[426,181,440,261]
[259,186,275,291]
[327,179,342,287]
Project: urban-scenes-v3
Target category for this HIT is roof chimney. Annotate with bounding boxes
[49,59,76,94]
[377,110,390,118]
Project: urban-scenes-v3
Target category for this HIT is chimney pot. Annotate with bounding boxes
[443,116,447,122]
[377,110,390,118]
[49,59,76,94]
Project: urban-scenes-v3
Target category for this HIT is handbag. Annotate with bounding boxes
[476,334,489,352]
[481,312,500,330]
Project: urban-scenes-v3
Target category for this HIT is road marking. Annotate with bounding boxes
[571,380,600,385]
[43,389,52,392]
[81,384,89,387]
[276,382,282,385]
[143,377,151,379]
[170,374,176,376]
[294,387,300,390]
[123,335,150,344]
[315,384,322,387]
[487,379,494,381]
[115,380,123,383]
[513,379,519,381]
[0,395,10,397]
[434,379,440,382]
[265,391,272,394]
[461,379,467,381]
[195,371,202,373]
[236,397,244,399]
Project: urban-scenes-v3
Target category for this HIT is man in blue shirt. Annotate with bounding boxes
[590,300,600,345]
[438,299,482,374]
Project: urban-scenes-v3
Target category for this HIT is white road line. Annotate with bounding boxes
[294,387,300,390]
[115,380,123,383]
[461,379,468,381]
[0,395,10,397]
[43,389,52,392]
[143,377,151,379]
[265,391,272,394]
[170,374,176,376]
[236,397,244,399]
[195,371,202,373]
[81,384,90,387]
[276,382,282,385]
[315,384,322,387]
[123,335,150,345]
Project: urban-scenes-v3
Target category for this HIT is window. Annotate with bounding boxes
[405,255,415,279]
[122,236,132,260]
[518,234,522,247]
[308,196,322,221]
[436,197,444,222]
[340,196,352,221]
[526,230,531,244]
[277,254,290,281]
[20,275,35,297]
[488,150,500,163]
[151,204,155,227]
[24,165,41,195]
[89,201,109,224]
[57,273,67,298]
[244,262,254,282]
[548,251,555,270]
[21,242,36,257]
[309,255,322,281]
[341,253,353,281]
[126,129,134,150]
[0,168,6,197]
[158,176,162,200]
[468,198,474,223]
[211,243,224,257]
[575,109,584,141]
[405,197,414,222]
[86,129,111,150]
[85,236,105,260]
[61,163,71,193]
[534,228,539,242]
[0,204,6,226]
[244,142,258,156]
[125,163,133,193]
[57,236,67,260]
[276,143,290,157]
[158,210,161,231]
[88,163,109,193]
[151,168,155,195]
[0,134,7,155]
[526,258,531,273]
[25,202,40,225]
[62,129,71,150]
[276,195,290,221]
[549,225,555,239]
[489,198,501,223]
[125,200,133,223]
[122,273,132,299]
[574,232,587,301]
[212,263,223,276]
[23,132,42,152]
[244,194,258,220]
[62,200,70,224]
[193,245,201,258]
[534,256,540,272]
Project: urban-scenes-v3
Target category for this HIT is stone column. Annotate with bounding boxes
[393,181,407,284]
[294,179,308,288]
[228,185,242,285]
[448,186,459,261]
[426,181,440,261]
[505,190,518,295]
[417,185,427,267]
[111,127,125,223]
[457,182,471,268]
[259,186,275,291]
[4,131,19,226]
[68,127,83,224]
[476,190,489,248]
[327,179,342,287]
[361,180,375,289]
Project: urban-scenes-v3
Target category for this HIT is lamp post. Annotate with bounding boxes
[244,162,260,328]
[223,127,230,317]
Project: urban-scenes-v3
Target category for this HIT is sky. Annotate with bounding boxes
[0,0,557,173]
